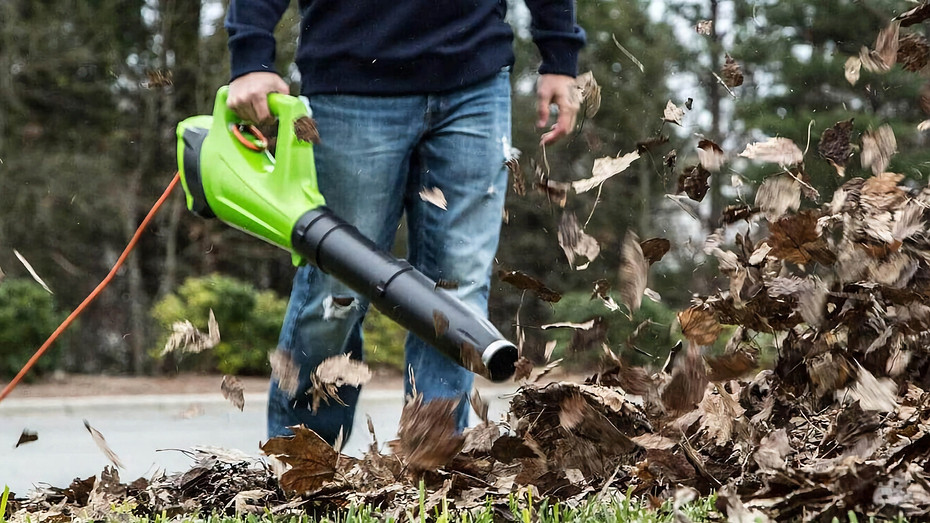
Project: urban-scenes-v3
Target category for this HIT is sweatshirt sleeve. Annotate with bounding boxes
[523,0,586,77]
[225,0,292,81]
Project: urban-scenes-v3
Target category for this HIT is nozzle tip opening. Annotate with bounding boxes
[482,340,519,382]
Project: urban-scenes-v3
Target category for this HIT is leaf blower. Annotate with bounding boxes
[175,87,518,382]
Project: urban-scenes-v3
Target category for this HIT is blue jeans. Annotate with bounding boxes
[268,71,512,443]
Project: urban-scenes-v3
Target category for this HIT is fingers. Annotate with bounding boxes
[227,72,290,125]
[536,74,580,146]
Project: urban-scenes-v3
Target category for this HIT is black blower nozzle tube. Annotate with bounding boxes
[292,208,519,382]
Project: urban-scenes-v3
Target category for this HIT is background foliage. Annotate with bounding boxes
[1,0,928,378]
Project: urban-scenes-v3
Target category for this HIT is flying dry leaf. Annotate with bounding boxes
[695,20,713,36]
[221,375,245,411]
[13,249,52,294]
[15,429,38,448]
[631,433,678,450]
[513,356,534,381]
[640,238,671,265]
[541,319,597,330]
[293,116,320,144]
[498,269,562,302]
[619,230,648,314]
[919,120,930,132]
[260,425,338,494]
[591,279,620,311]
[574,151,640,193]
[845,56,862,85]
[841,365,898,412]
[390,395,465,470]
[818,119,854,176]
[767,211,836,265]
[83,420,125,469]
[663,100,685,126]
[877,21,901,71]
[315,354,372,388]
[897,33,930,72]
[894,2,930,26]
[432,310,449,338]
[721,54,744,88]
[558,393,588,430]
[662,342,708,414]
[636,134,669,153]
[575,71,601,117]
[754,175,801,222]
[678,307,722,346]
[162,309,220,355]
[535,178,570,207]
[557,212,600,270]
[720,204,758,224]
[696,139,725,172]
[664,149,677,169]
[677,164,712,202]
[419,187,447,210]
[861,124,897,175]
[706,350,757,382]
[739,137,804,166]
[269,348,300,399]
[699,384,745,446]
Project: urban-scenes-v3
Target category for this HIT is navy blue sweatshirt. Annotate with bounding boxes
[226,0,585,95]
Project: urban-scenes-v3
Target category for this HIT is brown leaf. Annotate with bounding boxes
[897,33,930,72]
[557,212,601,270]
[498,269,562,302]
[269,348,300,399]
[739,137,804,165]
[391,395,465,470]
[677,164,712,202]
[720,204,758,225]
[635,134,669,153]
[507,157,525,196]
[558,393,588,430]
[663,100,685,126]
[619,230,648,314]
[535,178,570,207]
[419,187,447,210]
[315,354,372,388]
[696,139,725,172]
[721,54,744,88]
[221,375,245,411]
[753,428,793,473]
[678,307,722,346]
[631,433,678,450]
[433,310,449,337]
[575,71,601,117]
[754,175,801,222]
[460,340,489,377]
[260,425,338,494]
[699,384,745,446]
[83,420,125,469]
[695,20,713,36]
[640,238,671,265]
[861,124,897,175]
[894,2,930,26]
[293,116,320,144]
[591,279,620,311]
[574,151,640,193]
[15,429,38,448]
[662,342,708,414]
[162,309,221,356]
[706,350,756,382]
[767,211,836,265]
[471,389,489,423]
[513,356,534,381]
[664,149,678,169]
[818,119,854,176]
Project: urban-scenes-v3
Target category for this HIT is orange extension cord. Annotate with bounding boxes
[0,173,181,404]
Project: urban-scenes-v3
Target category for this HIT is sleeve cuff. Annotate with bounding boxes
[228,34,279,81]
[533,27,586,77]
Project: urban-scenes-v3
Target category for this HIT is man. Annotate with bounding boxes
[225,0,585,444]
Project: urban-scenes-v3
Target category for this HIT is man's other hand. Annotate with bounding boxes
[228,72,290,125]
[536,74,580,146]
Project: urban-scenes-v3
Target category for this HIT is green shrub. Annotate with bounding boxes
[363,306,407,372]
[546,291,679,369]
[151,274,287,375]
[0,278,68,380]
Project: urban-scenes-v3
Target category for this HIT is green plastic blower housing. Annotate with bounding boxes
[176,87,518,382]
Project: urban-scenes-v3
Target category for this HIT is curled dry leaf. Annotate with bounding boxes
[678,307,722,346]
[260,425,338,494]
[162,309,221,356]
[15,428,38,448]
[14,249,52,294]
[861,124,897,175]
[661,342,708,414]
[535,178,570,207]
[575,71,601,117]
[83,420,125,469]
[739,137,804,166]
[433,310,450,337]
[391,395,465,470]
[767,210,836,266]
[720,204,758,225]
[696,139,725,172]
[619,230,648,314]
[897,33,930,72]
[591,279,620,311]
[221,375,245,411]
[640,238,671,265]
[557,212,601,270]
[677,164,712,202]
[315,354,372,388]
[558,393,588,430]
[419,187,447,210]
[293,116,320,144]
[754,175,801,222]
[498,269,562,302]
[845,56,862,85]
[818,119,854,176]
[706,350,757,382]
[574,151,640,193]
[269,348,300,399]
[513,357,534,382]
[722,54,744,88]
[695,20,713,36]
[663,100,685,126]
[894,2,930,26]
[636,134,669,153]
